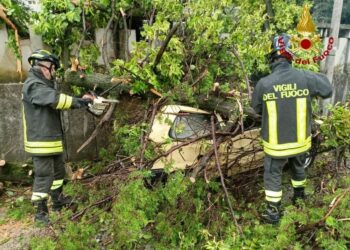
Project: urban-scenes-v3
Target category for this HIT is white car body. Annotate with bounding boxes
[149,105,264,176]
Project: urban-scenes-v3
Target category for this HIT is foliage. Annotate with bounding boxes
[26,163,350,249]
[70,85,85,96]
[0,0,30,60]
[57,219,100,250]
[79,43,100,73]
[30,217,101,249]
[33,0,83,55]
[321,103,350,148]
[5,29,20,59]
[0,0,30,36]
[110,171,158,248]
[29,237,56,250]
[112,0,309,97]
[113,121,155,161]
[15,1,350,249]
[6,196,33,220]
[32,0,313,95]
[32,0,150,62]
[114,124,143,156]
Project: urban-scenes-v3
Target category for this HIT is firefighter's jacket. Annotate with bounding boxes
[252,60,332,158]
[22,68,85,156]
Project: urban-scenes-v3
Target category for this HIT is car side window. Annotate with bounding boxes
[168,113,211,140]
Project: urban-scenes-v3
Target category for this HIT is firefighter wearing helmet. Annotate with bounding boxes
[22,49,94,225]
[251,34,333,224]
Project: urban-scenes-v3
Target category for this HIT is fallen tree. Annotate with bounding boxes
[64,68,261,123]
[64,69,132,93]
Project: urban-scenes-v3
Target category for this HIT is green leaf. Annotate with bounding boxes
[325,216,336,227]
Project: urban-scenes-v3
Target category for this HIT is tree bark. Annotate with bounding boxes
[196,95,238,119]
[264,0,274,31]
[63,70,259,120]
[152,22,180,72]
[64,69,131,94]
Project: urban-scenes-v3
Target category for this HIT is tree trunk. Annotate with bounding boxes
[64,69,131,94]
[264,0,274,31]
[63,70,259,121]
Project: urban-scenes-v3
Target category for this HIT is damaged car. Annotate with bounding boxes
[149,105,315,177]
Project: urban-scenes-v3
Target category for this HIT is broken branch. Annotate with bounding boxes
[0,4,22,79]
[77,103,116,153]
[191,69,209,87]
[146,131,233,169]
[232,44,251,100]
[211,115,243,236]
[71,195,115,221]
[297,187,350,234]
[152,22,180,72]
[76,8,87,59]
[102,0,116,69]
[189,122,241,181]
[139,99,162,168]
[120,7,129,61]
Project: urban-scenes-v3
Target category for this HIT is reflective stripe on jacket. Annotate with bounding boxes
[252,60,332,158]
[22,68,78,156]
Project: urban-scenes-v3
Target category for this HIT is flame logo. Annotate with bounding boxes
[292,5,320,52]
[296,5,316,35]
[289,5,334,65]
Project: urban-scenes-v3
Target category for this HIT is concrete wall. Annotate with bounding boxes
[0,26,48,83]
[95,28,116,65]
[0,28,27,83]
[0,83,100,162]
[0,83,26,161]
[61,109,99,162]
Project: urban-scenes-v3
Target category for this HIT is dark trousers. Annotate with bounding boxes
[264,154,306,202]
[32,154,65,201]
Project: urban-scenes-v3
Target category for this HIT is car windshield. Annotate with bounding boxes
[169,113,211,140]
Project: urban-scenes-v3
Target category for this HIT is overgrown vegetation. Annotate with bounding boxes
[31,0,313,95]
[1,0,350,249]
[24,160,350,249]
[321,103,350,149]
[0,0,30,60]
[0,0,29,35]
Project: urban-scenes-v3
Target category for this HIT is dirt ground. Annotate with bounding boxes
[0,191,49,250]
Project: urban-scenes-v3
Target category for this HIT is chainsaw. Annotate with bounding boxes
[87,91,119,116]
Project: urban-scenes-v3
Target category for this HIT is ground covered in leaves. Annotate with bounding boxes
[0,153,349,250]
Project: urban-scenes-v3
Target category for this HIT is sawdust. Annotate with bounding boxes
[0,206,48,250]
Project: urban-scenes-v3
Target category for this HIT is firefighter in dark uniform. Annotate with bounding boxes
[22,50,94,225]
[252,34,333,224]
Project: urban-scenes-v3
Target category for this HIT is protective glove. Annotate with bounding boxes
[87,96,109,116]
[81,98,93,105]
[82,93,94,104]
[73,97,93,108]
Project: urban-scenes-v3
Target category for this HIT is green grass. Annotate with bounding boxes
[7,197,34,220]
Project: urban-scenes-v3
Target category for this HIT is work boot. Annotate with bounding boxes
[50,187,74,211]
[292,187,306,205]
[33,199,49,226]
[261,201,281,225]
